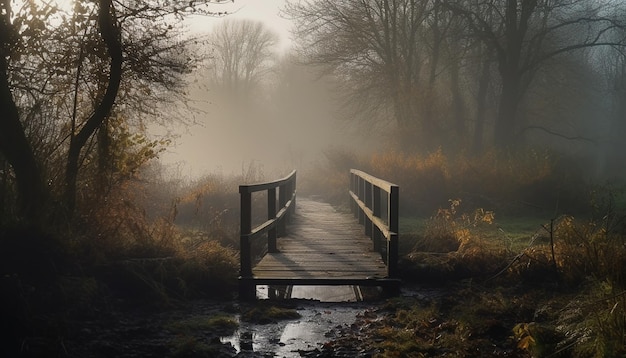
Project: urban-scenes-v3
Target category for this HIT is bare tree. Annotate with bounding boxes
[208,19,279,101]
[446,0,626,148]
[0,0,229,223]
[286,0,436,149]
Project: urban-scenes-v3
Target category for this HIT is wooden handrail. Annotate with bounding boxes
[349,169,399,278]
[239,170,297,281]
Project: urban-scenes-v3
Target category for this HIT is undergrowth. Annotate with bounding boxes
[397,180,626,356]
[302,148,590,216]
[0,168,245,355]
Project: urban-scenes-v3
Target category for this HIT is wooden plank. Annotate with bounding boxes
[239,170,296,194]
[246,277,401,287]
[256,263,384,268]
[251,198,389,283]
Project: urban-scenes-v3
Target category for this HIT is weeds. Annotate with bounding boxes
[307,147,590,216]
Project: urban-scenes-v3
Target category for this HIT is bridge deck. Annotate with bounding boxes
[252,198,391,285]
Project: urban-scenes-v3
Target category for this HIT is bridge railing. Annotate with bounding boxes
[239,170,297,281]
[349,169,399,278]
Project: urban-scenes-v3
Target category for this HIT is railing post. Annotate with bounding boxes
[372,186,382,252]
[357,176,365,225]
[268,188,277,253]
[350,171,357,217]
[291,173,297,216]
[364,181,372,237]
[239,190,255,300]
[278,184,287,236]
[387,185,399,278]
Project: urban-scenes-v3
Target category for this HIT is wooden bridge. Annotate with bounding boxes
[238,169,400,300]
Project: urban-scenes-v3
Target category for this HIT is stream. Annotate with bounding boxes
[221,285,379,356]
[61,284,389,357]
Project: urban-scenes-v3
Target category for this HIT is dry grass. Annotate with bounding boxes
[308,148,591,216]
[397,185,626,357]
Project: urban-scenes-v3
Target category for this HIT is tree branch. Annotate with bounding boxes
[520,125,597,144]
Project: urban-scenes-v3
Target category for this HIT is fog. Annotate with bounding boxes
[152,0,626,182]
[158,71,375,178]
[155,0,382,178]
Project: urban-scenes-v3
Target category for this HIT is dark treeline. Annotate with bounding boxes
[286,0,626,179]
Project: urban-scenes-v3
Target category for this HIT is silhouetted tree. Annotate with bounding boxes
[208,19,279,101]
[446,0,626,148]
[0,0,229,223]
[286,0,436,149]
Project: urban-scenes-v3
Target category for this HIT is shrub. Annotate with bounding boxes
[403,199,507,282]
[367,149,449,216]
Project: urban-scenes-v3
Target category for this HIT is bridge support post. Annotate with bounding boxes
[357,176,365,224]
[349,169,400,282]
[278,184,287,236]
[364,182,373,237]
[268,188,277,253]
[350,172,358,218]
[239,277,256,301]
[387,186,399,278]
[238,170,297,301]
[372,186,382,252]
[240,191,255,300]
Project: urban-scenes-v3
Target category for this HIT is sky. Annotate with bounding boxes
[189,0,293,51]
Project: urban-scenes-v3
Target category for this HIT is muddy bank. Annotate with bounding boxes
[16,282,566,357]
[59,298,378,357]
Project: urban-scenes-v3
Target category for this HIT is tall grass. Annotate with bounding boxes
[303,147,625,356]
[304,147,590,216]
[366,148,589,215]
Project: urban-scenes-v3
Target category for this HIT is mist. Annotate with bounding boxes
[154,0,626,184]
[158,63,377,178]
[157,5,382,179]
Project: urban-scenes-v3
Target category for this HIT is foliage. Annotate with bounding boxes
[174,174,240,245]
[366,286,529,357]
[289,0,626,153]
[401,197,508,282]
[513,322,562,357]
[0,0,229,224]
[370,148,590,215]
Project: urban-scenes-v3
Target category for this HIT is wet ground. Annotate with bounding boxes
[222,285,376,356]
[61,285,386,357]
[48,283,534,357]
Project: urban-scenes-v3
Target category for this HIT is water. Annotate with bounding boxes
[221,285,378,356]
[258,285,362,302]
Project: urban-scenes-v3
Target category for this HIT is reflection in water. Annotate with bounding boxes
[258,285,362,301]
[289,285,362,302]
[239,331,253,352]
[221,285,377,355]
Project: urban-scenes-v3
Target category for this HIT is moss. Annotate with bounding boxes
[165,315,238,336]
[241,305,301,324]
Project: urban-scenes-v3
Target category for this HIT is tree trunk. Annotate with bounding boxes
[64,0,122,216]
[449,50,465,139]
[0,9,46,223]
[423,17,441,146]
[473,58,491,155]
[494,67,521,148]
[493,0,536,149]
